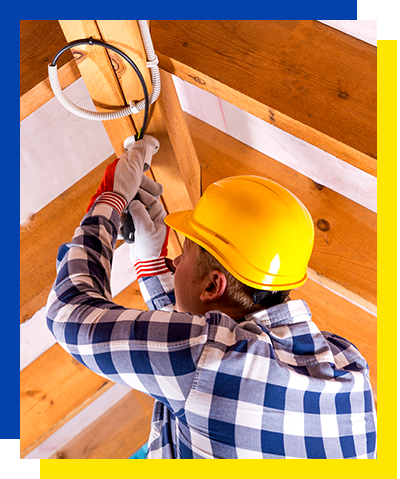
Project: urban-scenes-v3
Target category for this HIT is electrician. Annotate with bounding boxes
[47,136,377,459]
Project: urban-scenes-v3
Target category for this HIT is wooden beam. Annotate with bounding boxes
[20,343,113,457]
[20,154,117,324]
[112,281,148,310]
[185,112,377,305]
[20,20,72,97]
[151,20,377,177]
[58,20,138,156]
[49,390,154,459]
[157,69,201,206]
[20,61,81,121]
[93,20,199,209]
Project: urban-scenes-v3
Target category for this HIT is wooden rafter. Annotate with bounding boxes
[151,20,377,177]
[20,343,113,457]
[20,155,117,324]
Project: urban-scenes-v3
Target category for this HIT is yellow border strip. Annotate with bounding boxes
[377,39,397,465]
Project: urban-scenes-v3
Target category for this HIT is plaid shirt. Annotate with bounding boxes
[46,199,377,459]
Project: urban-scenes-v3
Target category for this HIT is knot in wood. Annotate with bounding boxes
[313,181,324,190]
[109,52,125,75]
[317,219,330,232]
[71,48,85,62]
[189,75,206,85]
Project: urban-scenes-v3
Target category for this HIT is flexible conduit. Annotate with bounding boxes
[48,21,160,122]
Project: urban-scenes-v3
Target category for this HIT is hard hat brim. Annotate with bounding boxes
[165,210,308,291]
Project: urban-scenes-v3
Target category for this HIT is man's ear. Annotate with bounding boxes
[200,270,227,303]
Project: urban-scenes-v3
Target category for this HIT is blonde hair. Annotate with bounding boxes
[195,246,291,314]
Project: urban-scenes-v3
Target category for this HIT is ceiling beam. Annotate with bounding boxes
[158,69,201,205]
[20,154,117,324]
[49,390,154,459]
[151,20,377,177]
[20,343,113,457]
[20,60,80,121]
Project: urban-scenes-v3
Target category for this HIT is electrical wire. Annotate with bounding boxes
[49,37,149,138]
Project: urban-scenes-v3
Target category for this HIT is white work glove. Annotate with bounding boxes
[128,182,172,279]
[86,135,160,214]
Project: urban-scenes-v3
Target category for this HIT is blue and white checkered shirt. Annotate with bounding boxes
[46,199,377,459]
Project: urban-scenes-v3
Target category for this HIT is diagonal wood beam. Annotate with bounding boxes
[20,154,117,324]
[151,20,377,177]
[49,390,154,459]
[20,343,113,457]
[20,60,81,121]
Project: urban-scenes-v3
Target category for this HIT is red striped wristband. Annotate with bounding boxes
[134,257,171,279]
[95,192,127,216]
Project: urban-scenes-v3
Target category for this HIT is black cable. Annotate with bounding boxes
[51,37,149,139]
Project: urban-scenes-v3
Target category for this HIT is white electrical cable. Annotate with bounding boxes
[48,65,134,120]
[48,21,161,121]
[137,20,161,108]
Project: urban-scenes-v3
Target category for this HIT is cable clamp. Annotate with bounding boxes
[146,56,159,68]
[129,101,139,114]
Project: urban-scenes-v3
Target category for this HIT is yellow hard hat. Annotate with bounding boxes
[164,175,314,291]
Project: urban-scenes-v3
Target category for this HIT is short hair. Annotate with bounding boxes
[195,246,291,313]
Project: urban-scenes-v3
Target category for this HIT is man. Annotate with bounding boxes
[47,136,377,459]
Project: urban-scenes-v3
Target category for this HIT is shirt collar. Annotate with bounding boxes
[242,299,312,328]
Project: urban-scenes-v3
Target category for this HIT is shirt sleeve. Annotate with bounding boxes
[46,197,209,413]
[138,273,176,311]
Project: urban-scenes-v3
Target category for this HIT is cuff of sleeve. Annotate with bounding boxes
[134,257,171,280]
[94,192,127,216]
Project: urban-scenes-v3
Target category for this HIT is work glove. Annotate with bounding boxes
[86,135,160,214]
[128,183,172,279]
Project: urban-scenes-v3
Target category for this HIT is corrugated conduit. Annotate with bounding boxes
[48,20,160,121]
